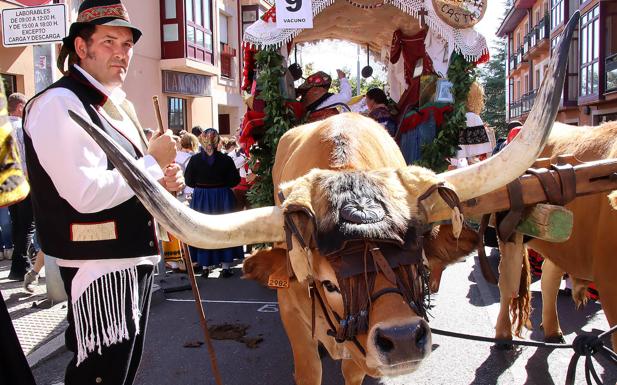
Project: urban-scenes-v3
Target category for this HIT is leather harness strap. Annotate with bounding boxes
[310,281,367,356]
[527,168,564,205]
[551,164,576,205]
[497,178,525,242]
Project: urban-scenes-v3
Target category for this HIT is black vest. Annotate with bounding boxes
[23,67,158,260]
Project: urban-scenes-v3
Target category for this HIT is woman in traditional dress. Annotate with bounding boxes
[184,129,242,277]
[453,82,493,166]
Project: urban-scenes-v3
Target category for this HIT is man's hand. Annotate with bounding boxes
[336,69,346,79]
[162,163,185,193]
[148,130,177,168]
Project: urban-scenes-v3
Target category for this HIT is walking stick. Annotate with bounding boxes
[151,96,223,384]
[178,240,224,385]
[152,96,165,136]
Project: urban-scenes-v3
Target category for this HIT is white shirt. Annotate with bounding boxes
[316,77,353,110]
[24,65,163,270]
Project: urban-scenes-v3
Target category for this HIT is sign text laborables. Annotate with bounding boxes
[2,4,67,47]
[275,0,313,29]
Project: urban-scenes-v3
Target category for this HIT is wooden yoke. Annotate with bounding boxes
[427,155,617,223]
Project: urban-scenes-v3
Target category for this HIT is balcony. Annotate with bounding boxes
[509,90,537,119]
[220,43,237,79]
[606,53,617,94]
[509,54,518,73]
[524,15,550,60]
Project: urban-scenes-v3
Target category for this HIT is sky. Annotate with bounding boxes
[298,0,507,79]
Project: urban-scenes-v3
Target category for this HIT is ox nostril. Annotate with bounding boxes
[374,328,395,353]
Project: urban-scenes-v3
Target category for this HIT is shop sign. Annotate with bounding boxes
[2,4,66,47]
[275,0,313,29]
[162,70,211,97]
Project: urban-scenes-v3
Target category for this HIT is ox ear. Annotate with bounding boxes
[242,248,289,287]
[279,172,320,283]
[286,211,316,283]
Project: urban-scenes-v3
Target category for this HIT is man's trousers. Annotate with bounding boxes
[8,194,35,279]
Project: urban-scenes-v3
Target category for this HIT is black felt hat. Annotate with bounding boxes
[58,0,142,71]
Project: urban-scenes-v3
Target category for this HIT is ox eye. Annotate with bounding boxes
[322,280,340,293]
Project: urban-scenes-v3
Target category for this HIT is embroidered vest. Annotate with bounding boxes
[23,67,158,260]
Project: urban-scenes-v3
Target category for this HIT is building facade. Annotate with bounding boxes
[0,0,268,135]
[498,0,617,126]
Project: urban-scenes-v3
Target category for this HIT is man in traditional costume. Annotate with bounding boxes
[297,70,352,122]
[23,1,183,383]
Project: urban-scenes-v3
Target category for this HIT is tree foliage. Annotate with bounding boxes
[478,12,508,138]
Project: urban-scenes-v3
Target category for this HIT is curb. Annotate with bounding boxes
[27,330,66,368]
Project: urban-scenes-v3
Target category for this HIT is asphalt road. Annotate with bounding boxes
[32,252,616,385]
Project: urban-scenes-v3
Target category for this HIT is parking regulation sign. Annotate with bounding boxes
[2,4,67,47]
[275,0,313,29]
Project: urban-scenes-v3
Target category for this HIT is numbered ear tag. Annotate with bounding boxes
[268,272,290,289]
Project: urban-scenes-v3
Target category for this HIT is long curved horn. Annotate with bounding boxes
[440,11,579,202]
[69,110,285,249]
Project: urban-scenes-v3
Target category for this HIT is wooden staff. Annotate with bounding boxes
[152,97,223,384]
[178,240,224,385]
[152,96,165,136]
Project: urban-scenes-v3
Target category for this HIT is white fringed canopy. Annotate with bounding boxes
[243,0,489,63]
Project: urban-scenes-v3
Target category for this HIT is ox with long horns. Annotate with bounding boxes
[72,13,576,385]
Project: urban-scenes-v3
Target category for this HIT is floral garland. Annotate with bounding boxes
[247,48,296,208]
[417,52,476,172]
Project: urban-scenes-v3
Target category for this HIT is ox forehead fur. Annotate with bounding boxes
[319,118,360,168]
[279,165,446,244]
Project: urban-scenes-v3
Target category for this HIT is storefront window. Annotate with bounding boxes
[580,6,600,97]
[168,97,187,133]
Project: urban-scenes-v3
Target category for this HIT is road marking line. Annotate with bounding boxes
[166,298,278,305]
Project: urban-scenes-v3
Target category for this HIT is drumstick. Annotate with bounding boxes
[152,96,165,136]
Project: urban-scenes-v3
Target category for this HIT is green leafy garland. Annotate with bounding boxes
[417,52,477,172]
[247,48,296,208]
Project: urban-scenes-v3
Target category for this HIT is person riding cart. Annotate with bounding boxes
[297,70,352,123]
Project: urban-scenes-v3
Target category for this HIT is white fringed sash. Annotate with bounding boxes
[66,257,158,366]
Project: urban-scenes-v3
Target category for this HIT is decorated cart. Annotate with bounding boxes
[235,5,617,382]
[239,0,491,207]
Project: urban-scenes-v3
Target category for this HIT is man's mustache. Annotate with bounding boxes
[110,61,128,69]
